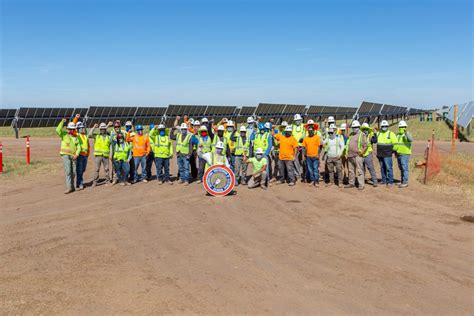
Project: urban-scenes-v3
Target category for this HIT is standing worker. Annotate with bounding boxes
[272,126,298,186]
[323,125,345,187]
[128,124,150,183]
[376,120,397,187]
[149,124,174,185]
[112,133,132,186]
[89,122,112,187]
[271,121,287,182]
[291,114,306,182]
[302,122,321,187]
[244,148,268,190]
[196,125,213,183]
[75,121,89,190]
[124,121,136,182]
[344,120,368,190]
[171,122,198,185]
[225,120,237,171]
[145,124,156,181]
[361,123,378,187]
[394,120,413,188]
[198,141,230,169]
[56,119,81,194]
[231,125,251,185]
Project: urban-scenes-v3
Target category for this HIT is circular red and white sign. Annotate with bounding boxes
[203,165,235,197]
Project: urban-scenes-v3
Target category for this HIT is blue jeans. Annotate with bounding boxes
[134,156,147,181]
[228,154,235,172]
[378,156,393,185]
[306,157,320,182]
[397,154,410,184]
[177,155,190,182]
[155,157,170,182]
[76,155,88,187]
[114,160,130,182]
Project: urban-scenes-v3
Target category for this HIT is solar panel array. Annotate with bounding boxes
[0,109,17,127]
[446,101,473,128]
[306,105,357,119]
[15,107,83,128]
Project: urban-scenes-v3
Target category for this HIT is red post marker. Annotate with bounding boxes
[25,136,31,165]
[0,142,3,173]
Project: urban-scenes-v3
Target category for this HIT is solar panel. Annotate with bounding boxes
[167,105,208,117]
[306,105,325,115]
[205,105,236,117]
[255,103,286,116]
[0,109,17,127]
[448,101,473,128]
[16,107,76,128]
[134,107,166,126]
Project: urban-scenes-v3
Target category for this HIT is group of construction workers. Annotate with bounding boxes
[56,113,413,194]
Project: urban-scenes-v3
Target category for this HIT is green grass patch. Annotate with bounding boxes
[0,157,60,178]
[0,127,58,138]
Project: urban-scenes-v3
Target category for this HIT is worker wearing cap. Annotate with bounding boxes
[196,125,213,183]
[244,148,268,189]
[171,122,198,185]
[75,121,90,190]
[127,124,150,183]
[344,120,368,190]
[376,120,397,187]
[198,141,230,170]
[56,118,81,194]
[112,132,132,186]
[394,120,413,188]
[124,121,136,181]
[361,123,378,187]
[272,126,298,186]
[302,121,322,187]
[291,114,306,182]
[322,125,345,187]
[88,122,112,187]
[225,120,237,171]
[231,125,251,185]
[145,123,156,181]
[149,124,174,184]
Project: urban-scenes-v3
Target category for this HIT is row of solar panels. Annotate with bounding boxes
[0,101,423,128]
[446,101,473,128]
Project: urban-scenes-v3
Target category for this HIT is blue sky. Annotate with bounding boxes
[1,0,472,108]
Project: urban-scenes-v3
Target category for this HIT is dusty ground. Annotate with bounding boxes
[1,137,473,314]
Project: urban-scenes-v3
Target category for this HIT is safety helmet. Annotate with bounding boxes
[201,117,209,123]
[180,123,188,129]
[294,114,302,121]
[239,126,246,132]
[398,120,407,128]
[361,123,370,129]
[255,148,264,155]
[215,141,225,149]
[76,122,84,129]
[199,125,208,131]
[67,122,76,129]
[381,120,389,127]
[284,126,293,132]
[340,123,347,130]
[247,117,255,124]
[258,122,265,130]
[158,124,165,129]
[222,118,228,123]
[328,116,335,123]
[351,120,361,128]
[188,118,194,124]
[125,121,133,126]
[99,122,107,129]
[281,121,288,127]
[193,120,201,126]
[150,123,155,130]
[264,122,271,129]
[217,125,225,131]
[135,124,143,131]
[307,119,315,125]
[227,120,235,127]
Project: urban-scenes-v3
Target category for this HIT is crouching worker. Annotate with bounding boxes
[56,119,81,194]
[112,133,132,186]
[244,148,268,190]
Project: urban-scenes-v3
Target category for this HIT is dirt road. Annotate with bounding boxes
[1,137,473,314]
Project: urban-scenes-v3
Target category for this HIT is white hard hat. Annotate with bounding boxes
[281,121,288,127]
[67,122,76,129]
[217,125,225,131]
[99,122,107,129]
[222,117,228,123]
[201,117,208,123]
[227,120,235,127]
[193,120,200,126]
[329,123,336,129]
[398,120,407,128]
[158,124,165,129]
[284,126,293,132]
[328,116,335,123]
[255,148,264,155]
[351,120,361,128]
[199,125,208,131]
[294,114,302,121]
[381,120,389,127]
[361,123,370,128]
[340,123,347,130]
[180,123,188,129]
[215,141,225,149]
[264,122,271,129]
[76,122,84,129]
[189,118,195,124]
[239,126,246,132]
[247,117,255,123]
[125,121,133,126]
[307,119,314,125]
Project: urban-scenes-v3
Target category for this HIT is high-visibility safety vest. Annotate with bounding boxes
[395,132,412,155]
[376,131,394,145]
[323,135,341,155]
[94,134,111,157]
[253,132,269,152]
[205,152,227,170]
[56,121,81,156]
[150,135,173,158]
[113,142,131,161]
[176,133,192,155]
[198,136,212,154]
[211,136,228,153]
[234,136,250,156]
[224,131,236,153]
[292,124,306,145]
[77,133,89,156]
[345,132,366,156]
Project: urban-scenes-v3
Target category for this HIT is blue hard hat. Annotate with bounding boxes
[136,124,143,131]
[258,122,265,130]
[150,123,155,130]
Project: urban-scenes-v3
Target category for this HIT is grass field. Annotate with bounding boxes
[0,157,60,178]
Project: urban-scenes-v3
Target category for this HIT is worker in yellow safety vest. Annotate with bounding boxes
[361,123,378,187]
[56,119,82,194]
[112,132,132,186]
[88,122,112,187]
[231,125,251,185]
[291,114,306,181]
[149,124,174,185]
[376,120,398,187]
[394,120,413,188]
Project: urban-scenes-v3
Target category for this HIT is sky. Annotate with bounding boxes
[0,0,472,109]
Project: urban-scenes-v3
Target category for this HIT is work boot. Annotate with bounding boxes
[64,189,74,194]
[91,182,97,188]
[344,184,355,189]
[143,179,148,183]
[358,186,365,191]
[158,181,163,185]
[184,182,190,186]
[289,182,295,186]
[386,183,394,188]
[112,179,118,185]
[120,182,126,186]
[399,183,408,188]
[197,179,202,184]
[260,184,267,190]
[167,181,173,185]
[325,183,333,187]
[314,182,319,188]
[78,185,84,191]
[373,182,378,187]
[126,182,131,186]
